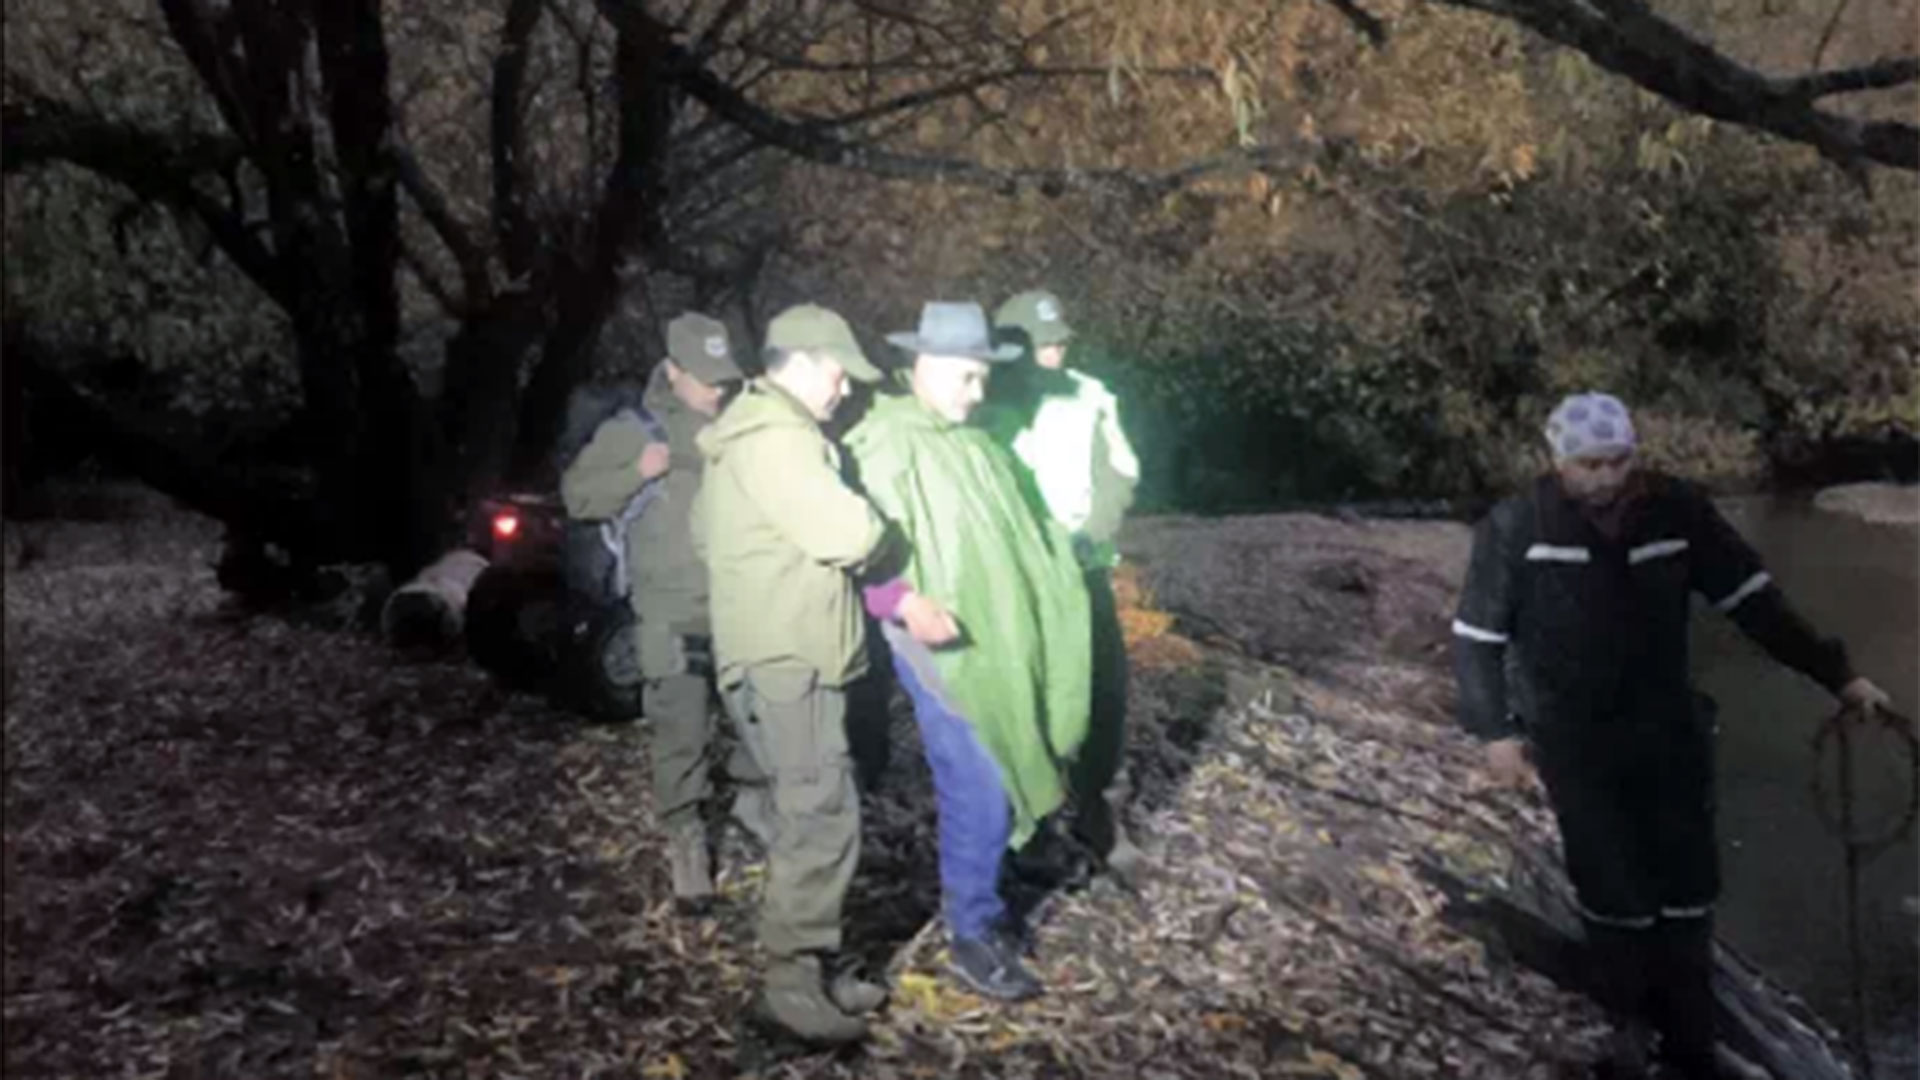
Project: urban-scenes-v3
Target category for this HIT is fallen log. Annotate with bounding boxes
[381,548,488,650]
[1416,859,1861,1080]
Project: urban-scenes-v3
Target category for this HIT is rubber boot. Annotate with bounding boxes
[1584,918,1659,1079]
[753,955,869,1044]
[1649,915,1719,1079]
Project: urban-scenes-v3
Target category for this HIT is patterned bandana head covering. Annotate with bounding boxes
[1545,392,1637,461]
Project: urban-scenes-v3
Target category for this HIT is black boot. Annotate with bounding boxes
[1649,914,1718,1079]
[1583,917,1660,1079]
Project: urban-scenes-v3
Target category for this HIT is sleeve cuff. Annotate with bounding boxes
[863,578,911,620]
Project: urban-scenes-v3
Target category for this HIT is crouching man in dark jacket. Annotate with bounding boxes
[1451,392,1892,1080]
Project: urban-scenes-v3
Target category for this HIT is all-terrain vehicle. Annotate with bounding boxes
[463,490,645,722]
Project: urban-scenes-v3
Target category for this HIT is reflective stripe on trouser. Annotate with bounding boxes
[891,651,1012,942]
[722,662,860,958]
[1071,567,1129,805]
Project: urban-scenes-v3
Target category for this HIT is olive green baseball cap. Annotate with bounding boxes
[993,289,1074,350]
[764,304,884,383]
[665,312,743,385]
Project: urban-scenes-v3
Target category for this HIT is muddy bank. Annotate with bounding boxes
[1812,482,1920,526]
[1121,513,1473,731]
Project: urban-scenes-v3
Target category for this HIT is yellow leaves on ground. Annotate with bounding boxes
[1200,1011,1250,1032]
[640,1052,687,1079]
[1113,564,1204,670]
[893,969,987,1021]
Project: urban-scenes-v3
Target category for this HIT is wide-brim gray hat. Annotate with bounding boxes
[885,301,1023,363]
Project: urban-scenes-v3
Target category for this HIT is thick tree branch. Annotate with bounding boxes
[155,0,263,151]
[1,96,244,179]
[656,34,1307,196]
[1781,56,1920,100]
[398,239,464,317]
[1,98,292,306]
[493,0,546,279]
[1447,0,1918,170]
[393,147,491,309]
[511,11,678,478]
[694,0,756,57]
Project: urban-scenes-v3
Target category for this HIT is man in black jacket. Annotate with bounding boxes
[1452,392,1891,1079]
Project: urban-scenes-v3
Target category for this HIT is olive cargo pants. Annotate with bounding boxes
[721,662,861,957]
[638,614,767,830]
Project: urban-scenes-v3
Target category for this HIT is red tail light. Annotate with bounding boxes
[492,513,520,540]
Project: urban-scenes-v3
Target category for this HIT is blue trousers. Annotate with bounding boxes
[890,651,1011,941]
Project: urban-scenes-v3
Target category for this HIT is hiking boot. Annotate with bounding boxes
[666,822,714,915]
[1007,820,1085,890]
[827,964,888,1016]
[753,955,868,1044]
[949,932,1043,1002]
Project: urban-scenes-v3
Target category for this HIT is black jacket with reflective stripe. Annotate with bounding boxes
[1452,473,1853,742]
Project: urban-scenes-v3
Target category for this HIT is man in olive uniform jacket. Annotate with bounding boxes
[693,304,955,1044]
[561,312,744,911]
[1452,392,1892,1080]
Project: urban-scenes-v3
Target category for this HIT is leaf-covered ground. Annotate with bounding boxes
[4,490,1617,1079]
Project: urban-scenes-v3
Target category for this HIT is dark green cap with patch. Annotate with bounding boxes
[993,290,1074,350]
[764,304,884,383]
[666,312,743,385]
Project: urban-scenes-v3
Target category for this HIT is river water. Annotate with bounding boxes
[1691,495,1918,1076]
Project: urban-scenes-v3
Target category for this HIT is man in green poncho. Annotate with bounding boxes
[844,301,1093,1003]
[988,289,1145,880]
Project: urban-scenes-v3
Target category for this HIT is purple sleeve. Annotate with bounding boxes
[863,578,911,620]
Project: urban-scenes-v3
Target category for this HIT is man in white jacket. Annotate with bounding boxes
[989,289,1145,878]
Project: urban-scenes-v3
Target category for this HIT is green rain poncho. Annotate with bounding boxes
[845,392,1093,848]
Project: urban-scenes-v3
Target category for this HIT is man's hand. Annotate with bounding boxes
[897,592,961,647]
[637,443,672,481]
[1483,737,1538,790]
[1840,676,1893,720]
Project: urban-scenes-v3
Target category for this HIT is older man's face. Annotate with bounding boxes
[1557,449,1636,507]
[912,353,991,424]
